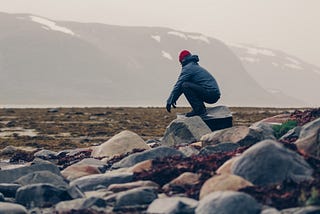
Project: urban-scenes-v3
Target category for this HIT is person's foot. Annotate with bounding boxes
[185,110,207,117]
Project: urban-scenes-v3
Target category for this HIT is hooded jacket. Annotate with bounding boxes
[167,54,221,105]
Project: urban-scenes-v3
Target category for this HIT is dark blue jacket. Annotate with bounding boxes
[167,55,221,105]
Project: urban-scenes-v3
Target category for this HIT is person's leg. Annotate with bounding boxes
[181,82,207,116]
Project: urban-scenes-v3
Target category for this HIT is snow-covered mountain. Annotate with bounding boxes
[229,43,320,106]
[0,12,313,107]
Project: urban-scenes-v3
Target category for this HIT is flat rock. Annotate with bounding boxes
[0,202,28,214]
[163,172,200,192]
[54,197,108,213]
[199,143,239,156]
[201,106,233,131]
[91,130,151,158]
[295,118,320,159]
[195,191,262,214]
[161,116,211,146]
[70,172,133,192]
[201,126,264,147]
[0,183,21,197]
[112,146,185,169]
[199,174,253,199]
[231,140,313,186]
[147,197,198,214]
[107,180,159,193]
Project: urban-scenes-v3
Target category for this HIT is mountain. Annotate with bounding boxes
[228,43,320,106]
[0,12,309,107]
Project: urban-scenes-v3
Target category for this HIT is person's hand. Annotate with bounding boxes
[166,102,177,113]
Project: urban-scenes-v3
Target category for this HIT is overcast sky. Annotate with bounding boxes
[1,0,319,66]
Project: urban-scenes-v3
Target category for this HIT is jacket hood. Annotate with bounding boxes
[181,55,199,67]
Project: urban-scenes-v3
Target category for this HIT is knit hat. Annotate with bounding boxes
[179,50,191,63]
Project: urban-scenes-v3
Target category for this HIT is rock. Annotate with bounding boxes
[216,157,239,174]
[295,118,320,159]
[161,116,211,146]
[147,197,198,214]
[15,183,76,208]
[48,108,59,113]
[107,180,159,193]
[61,158,105,181]
[111,146,185,169]
[178,145,200,157]
[199,174,253,199]
[70,172,133,192]
[261,206,281,214]
[129,160,153,173]
[280,206,320,214]
[15,170,68,188]
[0,193,4,202]
[231,140,313,186]
[113,187,158,211]
[0,202,28,214]
[280,126,301,141]
[260,114,292,125]
[163,172,200,192]
[250,121,276,140]
[0,145,38,156]
[34,149,58,160]
[91,130,151,158]
[0,183,21,197]
[201,106,233,131]
[55,197,108,213]
[0,162,61,183]
[195,191,262,214]
[201,126,264,147]
[199,143,239,156]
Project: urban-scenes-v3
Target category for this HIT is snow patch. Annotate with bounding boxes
[286,57,300,65]
[30,16,75,36]
[284,63,303,70]
[240,57,259,63]
[187,34,210,44]
[168,31,187,40]
[151,35,161,43]
[247,47,276,56]
[162,51,173,60]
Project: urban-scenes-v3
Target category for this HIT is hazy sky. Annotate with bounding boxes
[1,0,319,66]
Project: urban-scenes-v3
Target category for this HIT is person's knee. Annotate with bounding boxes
[181,82,192,92]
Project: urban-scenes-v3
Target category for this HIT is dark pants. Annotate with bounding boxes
[182,82,220,114]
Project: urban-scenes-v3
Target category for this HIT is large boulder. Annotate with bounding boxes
[201,106,233,131]
[231,140,313,186]
[161,116,211,146]
[147,197,198,214]
[195,191,262,214]
[199,174,253,199]
[0,162,61,183]
[111,146,185,169]
[70,172,133,192]
[91,130,151,158]
[295,118,320,159]
[201,126,264,147]
[0,202,28,214]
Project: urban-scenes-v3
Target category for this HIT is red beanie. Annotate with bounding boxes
[179,50,191,62]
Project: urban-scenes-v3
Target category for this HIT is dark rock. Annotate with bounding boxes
[111,146,185,169]
[15,183,76,208]
[161,116,211,146]
[0,202,28,214]
[201,106,233,131]
[0,162,61,183]
[14,170,68,188]
[0,193,4,202]
[34,149,58,160]
[147,196,198,214]
[0,183,21,197]
[55,197,107,213]
[70,172,133,192]
[199,143,239,156]
[48,108,59,113]
[114,187,158,211]
[195,191,262,214]
[232,140,313,186]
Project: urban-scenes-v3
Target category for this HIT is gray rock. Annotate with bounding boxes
[34,149,58,160]
[15,183,76,208]
[201,106,233,131]
[280,126,301,141]
[232,140,313,186]
[0,202,28,214]
[70,172,133,192]
[296,118,320,159]
[55,197,107,213]
[111,146,185,169]
[0,162,61,183]
[199,143,239,156]
[178,145,200,157]
[114,187,158,211]
[0,183,21,197]
[280,206,320,214]
[147,197,198,214]
[201,126,264,147]
[250,121,276,140]
[195,191,261,214]
[0,193,4,202]
[15,170,68,188]
[161,116,211,146]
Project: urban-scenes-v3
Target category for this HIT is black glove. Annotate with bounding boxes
[166,102,177,113]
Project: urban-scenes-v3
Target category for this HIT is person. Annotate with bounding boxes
[166,50,221,117]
